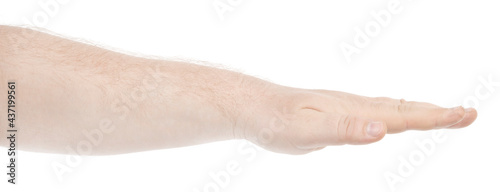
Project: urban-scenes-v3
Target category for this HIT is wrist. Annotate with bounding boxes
[228,76,286,141]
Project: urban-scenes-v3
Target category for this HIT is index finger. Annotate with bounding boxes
[363,98,477,133]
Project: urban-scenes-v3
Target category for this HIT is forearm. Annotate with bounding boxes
[0,26,273,155]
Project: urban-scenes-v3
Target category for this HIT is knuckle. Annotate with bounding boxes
[396,98,410,113]
[283,91,325,112]
[336,115,357,142]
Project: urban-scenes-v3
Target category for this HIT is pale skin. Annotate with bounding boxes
[0,26,477,155]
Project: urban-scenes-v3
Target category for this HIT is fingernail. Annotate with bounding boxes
[367,122,383,137]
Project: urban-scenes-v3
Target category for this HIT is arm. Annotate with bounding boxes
[0,26,477,155]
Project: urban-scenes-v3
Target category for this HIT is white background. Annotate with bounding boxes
[1,0,499,192]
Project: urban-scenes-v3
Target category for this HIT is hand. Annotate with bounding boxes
[238,87,477,155]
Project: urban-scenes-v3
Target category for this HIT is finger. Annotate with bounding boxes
[305,113,387,147]
[365,99,467,133]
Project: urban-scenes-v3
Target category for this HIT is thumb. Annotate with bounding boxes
[297,113,388,149]
[332,115,387,145]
